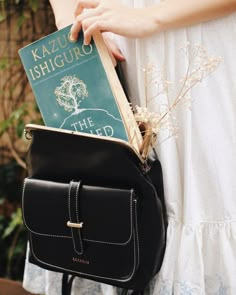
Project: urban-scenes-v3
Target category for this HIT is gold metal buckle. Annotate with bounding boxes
[67,221,83,229]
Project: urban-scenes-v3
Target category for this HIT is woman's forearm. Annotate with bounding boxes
[155,0,236,32]
[49,0,77,29]
[67,0,236,43]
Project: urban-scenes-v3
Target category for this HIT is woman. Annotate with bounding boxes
[23,0,236,294]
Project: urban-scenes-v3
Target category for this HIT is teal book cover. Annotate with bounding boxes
[18,25,130,141]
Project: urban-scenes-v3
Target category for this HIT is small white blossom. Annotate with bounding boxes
[133,44,221,152]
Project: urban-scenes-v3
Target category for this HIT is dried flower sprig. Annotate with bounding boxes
[134,43,222,157]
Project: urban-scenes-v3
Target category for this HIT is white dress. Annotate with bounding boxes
[23,1,236,294]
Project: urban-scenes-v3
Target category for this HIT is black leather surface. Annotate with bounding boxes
[23,127,166,290]
[23,179,133,244]
[23,178,137,280]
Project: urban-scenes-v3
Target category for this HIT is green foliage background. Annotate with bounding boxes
[0,0,56,280]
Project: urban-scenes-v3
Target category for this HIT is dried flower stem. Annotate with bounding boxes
[134,43,221,155]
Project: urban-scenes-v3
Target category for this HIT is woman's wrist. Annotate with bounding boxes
[146,4,167,34]
[149,0,236,33]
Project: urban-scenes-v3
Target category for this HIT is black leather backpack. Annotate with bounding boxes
[22,124,167,295]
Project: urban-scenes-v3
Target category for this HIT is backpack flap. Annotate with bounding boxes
[22,177,139,283]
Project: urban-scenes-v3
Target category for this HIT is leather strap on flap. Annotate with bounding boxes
[68,180,84,255]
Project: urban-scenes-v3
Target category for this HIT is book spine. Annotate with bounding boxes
[93,32,142,152]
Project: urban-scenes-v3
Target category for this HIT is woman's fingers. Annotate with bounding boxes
[70,8,102,41]
[103,36,125,62]
[71,0,124,42]
[70,0,101,40]
[70,15,104,44]
[82,16,108,44]
[70,0,159,43]
[70,20,82,41]
[74,0,99,17]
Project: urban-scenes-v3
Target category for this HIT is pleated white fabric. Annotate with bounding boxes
[23,1,236,294]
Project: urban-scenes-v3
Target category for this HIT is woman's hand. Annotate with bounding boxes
[70,0,160,44]
[70,0,236,45]
[103,33,125,64]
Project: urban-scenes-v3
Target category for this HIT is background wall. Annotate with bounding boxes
[0,0,56,281]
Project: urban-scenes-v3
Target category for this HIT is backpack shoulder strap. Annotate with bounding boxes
[62,274,76,295]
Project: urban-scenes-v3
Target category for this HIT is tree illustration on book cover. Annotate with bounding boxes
[18,25,131,143]
[54,75,124,138]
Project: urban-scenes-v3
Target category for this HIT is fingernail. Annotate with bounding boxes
[69,32,76,42]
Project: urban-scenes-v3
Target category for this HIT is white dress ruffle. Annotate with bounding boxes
[152,219,236,294]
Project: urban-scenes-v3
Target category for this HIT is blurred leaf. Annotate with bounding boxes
[11,241,25,256]
[16,118,25,138]
[17,14,27,29]
[3,208,23,238]
[28,0,38,12]
[0,103,28,137]
[0,0,6,22]
[0,13,5,22]
[0,119,11,136]
[0,58,9,70]
[10,104,28,121]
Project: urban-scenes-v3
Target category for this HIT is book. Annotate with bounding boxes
[18,25,142,152]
